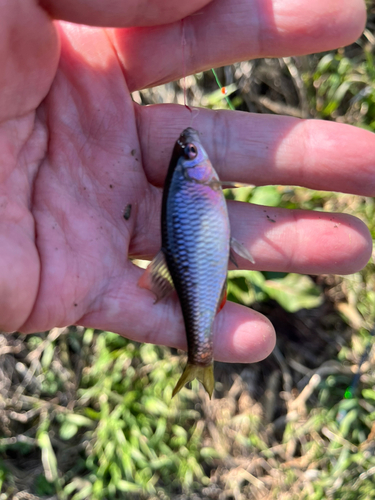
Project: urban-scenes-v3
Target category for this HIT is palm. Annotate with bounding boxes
[1,0,374,365]
[28,69,143,333]
[8,25,160,336]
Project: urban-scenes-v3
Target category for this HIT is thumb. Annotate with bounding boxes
[0,0,59,122]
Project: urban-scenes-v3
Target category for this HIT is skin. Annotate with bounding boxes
[0,0,373,364]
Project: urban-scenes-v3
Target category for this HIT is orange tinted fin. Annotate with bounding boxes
[217,282,227,313]
[172,362,214,399]
[138,250,174,303]
[230,236,255,265]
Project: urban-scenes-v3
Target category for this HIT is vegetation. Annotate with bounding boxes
[1,5,375,500]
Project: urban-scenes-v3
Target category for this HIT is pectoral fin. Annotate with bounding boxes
[230,237,255,267]
[221,181,254,189]
[208,180,254,190]
[138,250,174,303]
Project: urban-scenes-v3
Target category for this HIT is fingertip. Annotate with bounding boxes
[215,303,276,363]
[327,0,367,46]
[0,229,40,332]
[337,212,373,274]
[231,311,276,363]
[270,0,367,55]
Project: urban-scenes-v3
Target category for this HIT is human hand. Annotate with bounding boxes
[1,0,373,365]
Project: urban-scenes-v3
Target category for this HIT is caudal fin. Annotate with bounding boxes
[172,362,214,398]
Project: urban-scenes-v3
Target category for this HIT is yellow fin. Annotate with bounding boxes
[172,362,214,398]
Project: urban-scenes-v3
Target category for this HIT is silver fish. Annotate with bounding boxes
[139,128,254,397]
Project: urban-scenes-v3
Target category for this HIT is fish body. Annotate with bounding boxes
[162,128,230,395]
[138,128,253,397]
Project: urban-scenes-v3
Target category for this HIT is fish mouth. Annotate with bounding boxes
[178,127,200,147]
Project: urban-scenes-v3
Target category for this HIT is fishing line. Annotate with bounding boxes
[181,18,200,128]
[181,21,234,114]
[189,108,200,127]
[181,19,192,113]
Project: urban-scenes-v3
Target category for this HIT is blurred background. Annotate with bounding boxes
[1,3,375,500]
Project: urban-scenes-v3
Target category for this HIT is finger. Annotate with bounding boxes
[79,263,276,363]
[0,0,59,122]
[227,202,372,275]
[40,0,213,27]
[109,0,366,90]
[136,104,375,196]
[0,225,40,332]
[131,193,371,276]
[0,111,43,332]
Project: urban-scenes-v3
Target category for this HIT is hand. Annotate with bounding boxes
[1,0,372,365]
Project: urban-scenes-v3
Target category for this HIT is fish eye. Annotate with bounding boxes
[184,143,198,160]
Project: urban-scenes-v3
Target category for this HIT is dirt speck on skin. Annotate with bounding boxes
[266,215,276,223]
[131,149,139,161]
[123,204,132,220]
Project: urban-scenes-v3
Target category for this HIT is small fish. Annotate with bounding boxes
[138,128,254,398]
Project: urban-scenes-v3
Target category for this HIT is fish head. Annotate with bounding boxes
[177,127,208,164]
[176,128,218,184]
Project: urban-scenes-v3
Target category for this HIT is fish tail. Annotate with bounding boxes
[172,362,214,399]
